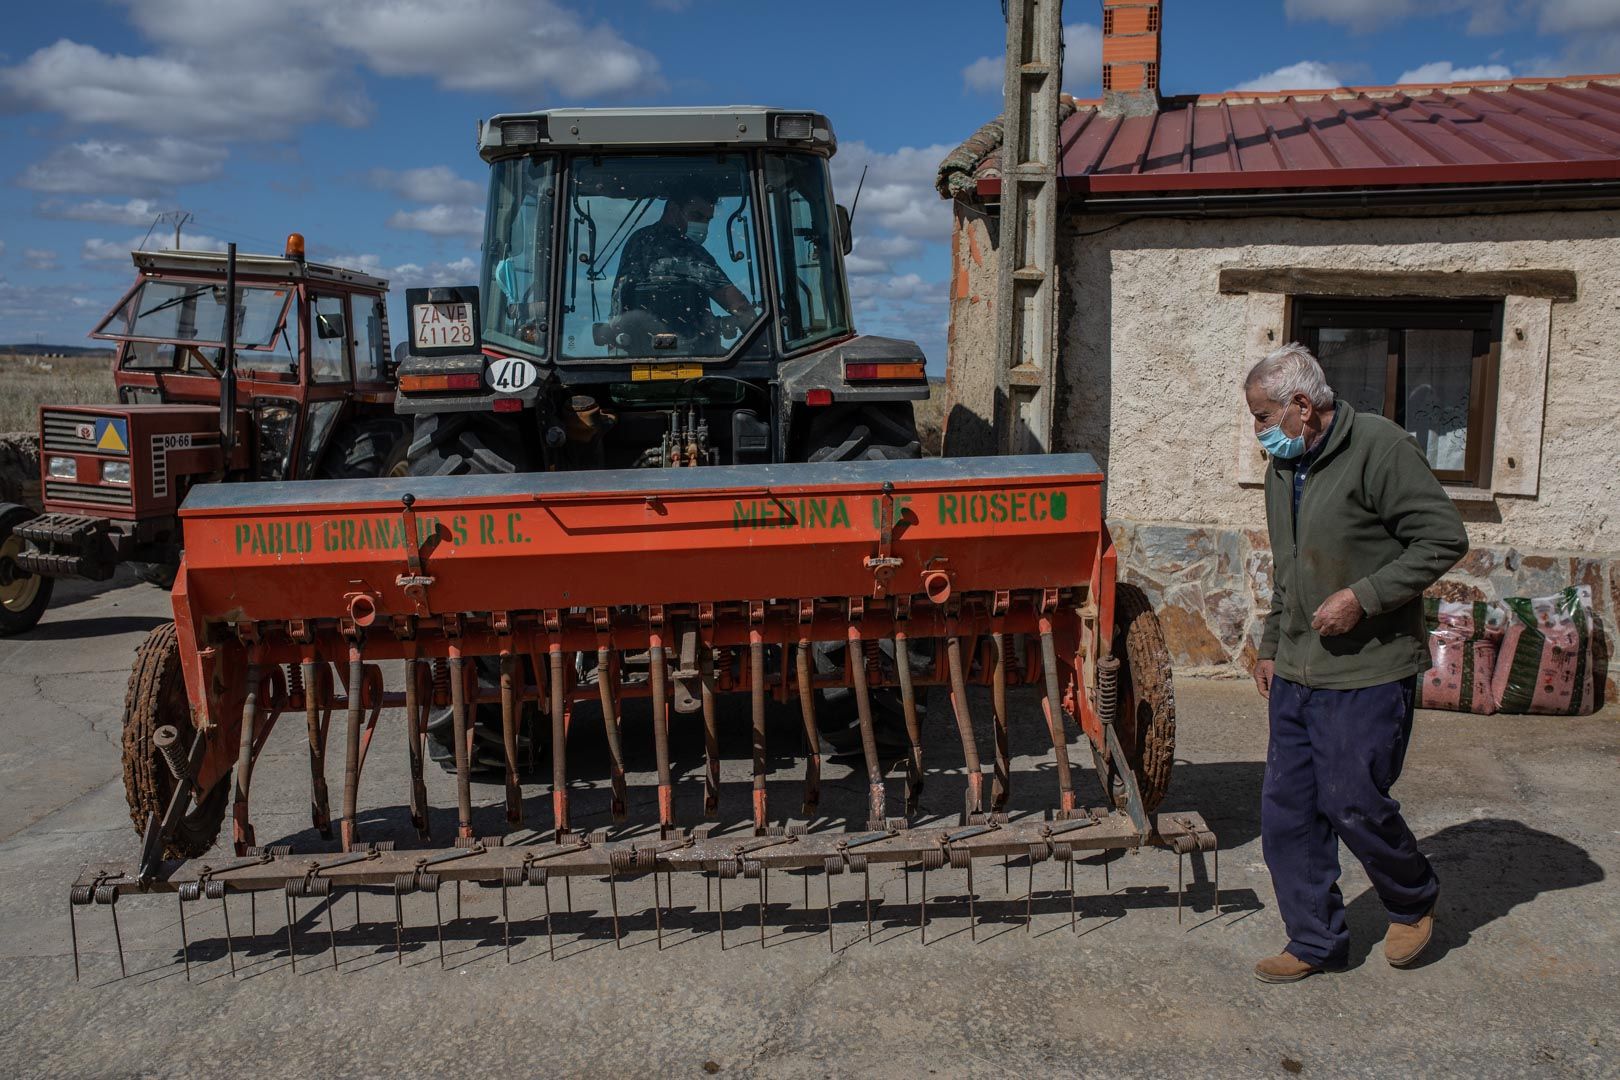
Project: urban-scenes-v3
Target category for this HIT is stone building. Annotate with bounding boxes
[936,0,1620,689]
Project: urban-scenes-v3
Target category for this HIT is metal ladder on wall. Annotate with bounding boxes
[996,0,1065,454]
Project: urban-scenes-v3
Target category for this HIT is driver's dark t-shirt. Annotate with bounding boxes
[612,220,732,339]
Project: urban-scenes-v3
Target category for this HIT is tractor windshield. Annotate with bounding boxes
[93,280,293,350]
[482,154,557,357]
[559,153,765,362]
[764,152,850,352]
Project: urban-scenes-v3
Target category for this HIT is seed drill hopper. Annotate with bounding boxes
[70,453,1213,975]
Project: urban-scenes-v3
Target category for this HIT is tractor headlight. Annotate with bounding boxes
[47,456,77,481]
[101,461,131,485]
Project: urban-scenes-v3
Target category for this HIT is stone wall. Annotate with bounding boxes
[1110,517,1615,701]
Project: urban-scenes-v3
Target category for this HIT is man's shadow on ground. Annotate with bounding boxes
[1344,818,1604,969]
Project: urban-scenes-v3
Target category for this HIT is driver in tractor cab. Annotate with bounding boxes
[611,183,755,351]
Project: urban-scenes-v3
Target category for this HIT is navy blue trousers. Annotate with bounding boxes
[1261,675,1439,967]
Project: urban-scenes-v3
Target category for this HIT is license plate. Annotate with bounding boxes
[412,302,475,349]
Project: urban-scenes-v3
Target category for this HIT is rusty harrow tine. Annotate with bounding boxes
[548,639,570,835]
[1028,850,1036,930]
[500,649,522,827]
[1214,847,1220,914]
[795,639,820,816]
[1038,620,1077,813]
[285,892,298,973]
[597,642,628,822]
[544,876,556,960]
[945,636,984,818]
[232,659,263,851]
[68,899,80,982]
[328,895,338,969]
[649,626,673,832]
[303,658,333,839]
[404,655,430,840]
[749,624,768,833]
[717,867,725,949]
[847,623,885,829]
[864,866,873,943]
[758,870,767,948]
[1178,851,1184,924]
[448,647,473,840]
[825,868,834,952]
[894,629,923,815]
[435,890,445,969]
[699,641,720,817]
[178,894,190,981]
[967,860,976,940]
[653,867,663,949]
[990,632,1010,812]
[222,891,236,977]
[394,892,404,964]
[608,857,622,948]
[340,644,366,851]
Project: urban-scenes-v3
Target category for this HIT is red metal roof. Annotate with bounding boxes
[982,77,1620,198]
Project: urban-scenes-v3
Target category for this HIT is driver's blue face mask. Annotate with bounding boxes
[1257,401,1307,459]
[685,220,709,244]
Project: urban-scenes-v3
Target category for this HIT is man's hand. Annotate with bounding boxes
[1311,588,1364,637]
[1252,658,1275,699]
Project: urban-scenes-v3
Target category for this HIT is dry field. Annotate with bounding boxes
[0,353,114,434]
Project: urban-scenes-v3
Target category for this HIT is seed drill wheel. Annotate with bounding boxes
[122,622,232,858]
[1112,582,1176,814]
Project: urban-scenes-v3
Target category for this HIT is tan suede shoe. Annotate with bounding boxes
[1385,911,1436,967]
[1253,952,1323,983]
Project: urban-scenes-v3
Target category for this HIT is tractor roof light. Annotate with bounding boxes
[773,113,814,141]
[502,119,545,147]
[285,232,305,261]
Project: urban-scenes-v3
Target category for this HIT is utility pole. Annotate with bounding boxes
[995,0,1064,455]
[142,211,194,251]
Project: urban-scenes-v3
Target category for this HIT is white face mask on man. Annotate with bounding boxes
[684,220,709,244]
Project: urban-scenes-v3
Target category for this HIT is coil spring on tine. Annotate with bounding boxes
[371,841,396,853]
[1055,842,1074,862]
[610,849,635,873]
[742,859,763,880]
[1029,843,1051,865]
[636,848,658,873]
[286,662,305,698]
[430,658,450,703]
[70,885,93,906]
[823,856,844,876]
[1097,654,1120,720]
[849,854,868,874]
[205,880,226,900]
[717,857,740,880]
[178,882,202,902]
[419,872,440,893]
[393,872,417,895]
[948,846,971,871]
[93,885,118,905]
[588,828,610,845]
[920,848,945,872]
[527,866,549,887]
[502,866,525,888]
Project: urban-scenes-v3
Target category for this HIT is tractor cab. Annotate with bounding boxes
[0,239,409,636]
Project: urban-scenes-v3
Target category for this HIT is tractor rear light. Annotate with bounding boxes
[47,456,77,481]
[492,398,523,413]
[805,389,833,407]
[101,461,131,485]
[845,361,926,383]
[399,372,483,392]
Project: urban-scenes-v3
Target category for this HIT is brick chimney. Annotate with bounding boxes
[1100,0,1162,117]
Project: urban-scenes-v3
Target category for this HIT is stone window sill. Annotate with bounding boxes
[1443,485,1497,503]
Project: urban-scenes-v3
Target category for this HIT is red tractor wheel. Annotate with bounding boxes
[122,622,232,858]
[1112,582,1176,814]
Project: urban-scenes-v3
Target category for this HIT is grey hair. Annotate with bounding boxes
[1245,342,1334,408]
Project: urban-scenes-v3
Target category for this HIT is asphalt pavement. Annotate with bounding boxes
[0,573,1616,1079]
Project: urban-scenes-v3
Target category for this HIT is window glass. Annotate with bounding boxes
[309,294,349,383]
[98,281,291,348]
[1404,329,1474,473]
[353,296,388,383]
[764,152,851,351]
[561,154,763,360]
[1316,328,1386,417]
[240,310,298,377]
[483,155,557,355]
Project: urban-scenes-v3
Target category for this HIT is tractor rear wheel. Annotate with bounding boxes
[0,503,52,636]
[122,622,231,857]
[1112,582,1176,814]
[318,418,411,480]
[131,561,178,590]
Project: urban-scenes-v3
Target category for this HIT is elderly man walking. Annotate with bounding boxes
[1245,343,1469,983]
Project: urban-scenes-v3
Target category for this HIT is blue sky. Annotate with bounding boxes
[2,0,1618,367]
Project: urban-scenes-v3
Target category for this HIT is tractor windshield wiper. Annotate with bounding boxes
[136,285,218,321]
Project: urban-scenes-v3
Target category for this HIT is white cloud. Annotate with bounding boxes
[368,166,483,207]
[0,38,369,140]
[17,139,227,195]
[23,249,60,272]
[833,142,956,242]
[1539,0,1620,34]
[39,197,165,226]
[386,205,486,237]
[962,22,1104,96]
[325,253,478,287]
[1232,61,1351,92]
[1396,61,1514,83]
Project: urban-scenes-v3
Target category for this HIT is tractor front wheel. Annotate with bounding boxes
[1112,582,1176,814]
[122,622,231,857]
[0,503,52,636]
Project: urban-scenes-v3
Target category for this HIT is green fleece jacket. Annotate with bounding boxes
[1259,400,1470,690]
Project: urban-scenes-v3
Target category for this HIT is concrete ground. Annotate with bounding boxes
[0,574,1616,1080]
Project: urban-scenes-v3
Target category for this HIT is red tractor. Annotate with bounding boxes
[0,237,409,635]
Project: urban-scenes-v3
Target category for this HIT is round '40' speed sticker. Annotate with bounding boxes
[486,356,539,392]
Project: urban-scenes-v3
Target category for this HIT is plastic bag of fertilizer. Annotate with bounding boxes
[1491,586,1598,715]
[1417,598,1505,714]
